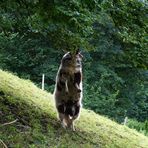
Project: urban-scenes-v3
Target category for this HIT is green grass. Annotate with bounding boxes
[0,69,148,148]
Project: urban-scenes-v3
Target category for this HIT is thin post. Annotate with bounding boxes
[42,74,45,90]
[123,117,128,125]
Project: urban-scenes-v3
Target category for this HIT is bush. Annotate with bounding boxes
[127,119,148,136]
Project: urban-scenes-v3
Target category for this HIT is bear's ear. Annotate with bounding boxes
[75,49,83,59]
[75,49,80,55]
[79,53,83,59]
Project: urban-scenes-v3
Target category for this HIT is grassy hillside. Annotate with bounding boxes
[0,70,148,148]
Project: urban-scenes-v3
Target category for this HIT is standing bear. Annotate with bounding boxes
[54,50,83,131]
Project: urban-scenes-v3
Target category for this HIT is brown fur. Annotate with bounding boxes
[54,51,83,131]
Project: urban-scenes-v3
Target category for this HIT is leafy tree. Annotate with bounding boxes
[0,0,96,50]
[0,0,147,124]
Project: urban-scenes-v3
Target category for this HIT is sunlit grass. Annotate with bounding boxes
[0,69,148,148]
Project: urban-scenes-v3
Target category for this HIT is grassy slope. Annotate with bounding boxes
[0,70,148,148]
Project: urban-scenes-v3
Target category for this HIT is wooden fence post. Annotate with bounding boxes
[42,74,45,90]
[123,117,128,125]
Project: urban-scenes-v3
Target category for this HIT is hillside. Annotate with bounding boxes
[0,70,148,148]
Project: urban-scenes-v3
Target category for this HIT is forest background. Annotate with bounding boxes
[0,0,147,135]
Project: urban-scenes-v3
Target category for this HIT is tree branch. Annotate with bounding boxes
[0,139,8,148]
[1,119,18,126]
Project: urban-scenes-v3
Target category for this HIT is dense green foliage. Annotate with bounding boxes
[127,119,148,136]
[0,0,147,128]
